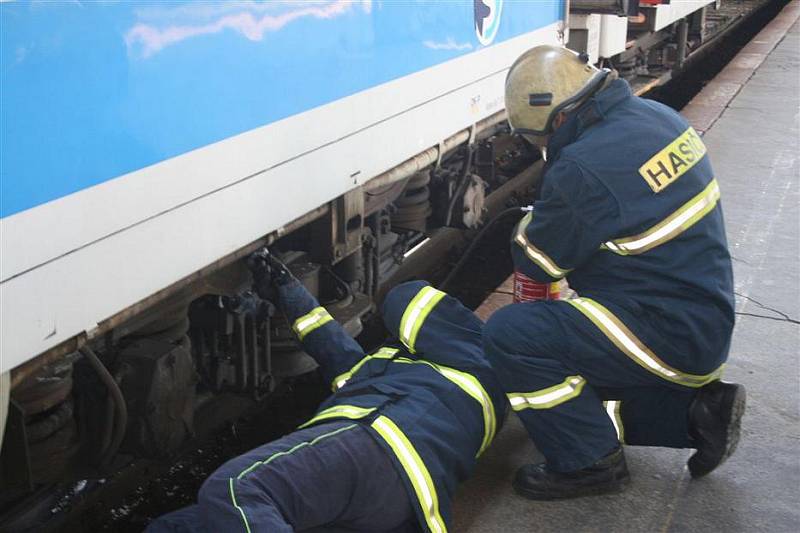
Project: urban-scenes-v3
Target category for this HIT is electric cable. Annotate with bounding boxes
[80,345,128,469]
[440,206,528,291]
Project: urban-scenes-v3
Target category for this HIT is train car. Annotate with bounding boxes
[0,0,562,509]
[0,0,747,523]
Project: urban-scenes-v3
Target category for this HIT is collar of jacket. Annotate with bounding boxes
[546,78,633,161]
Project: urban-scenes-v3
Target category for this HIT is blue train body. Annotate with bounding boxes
[2,0,561,217]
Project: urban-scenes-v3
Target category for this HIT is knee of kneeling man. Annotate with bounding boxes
[483,305,526,356]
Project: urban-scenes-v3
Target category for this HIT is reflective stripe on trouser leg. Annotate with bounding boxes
[370,415,447,533]
[199,423,360,533]
[567,298,723,388]
[203,421,414,533]
[595,387,695,448]
[484,305,620,472]
[228,424,358,533]
[510,382,619,472]
[485,301,699,463]
[489,350,618,472]
[604,400,625,443]
[507,375,586,411]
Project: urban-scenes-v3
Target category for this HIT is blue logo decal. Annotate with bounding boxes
[474,0,503,46]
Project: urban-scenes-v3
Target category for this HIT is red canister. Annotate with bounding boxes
[513,270,561,302]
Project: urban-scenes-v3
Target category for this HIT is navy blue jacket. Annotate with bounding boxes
[512,78,734,376]
[276,279,506,533]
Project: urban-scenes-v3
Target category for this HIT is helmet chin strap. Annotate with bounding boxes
[600,68,620,88]
[517,133,549,161]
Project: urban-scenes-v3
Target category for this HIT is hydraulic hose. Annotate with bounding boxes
[80,345,128,469]
[321,265,354,307]
[440,206,528,291]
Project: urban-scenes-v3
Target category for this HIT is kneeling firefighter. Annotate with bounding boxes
[147,249,506,532]
[484,45,746,499]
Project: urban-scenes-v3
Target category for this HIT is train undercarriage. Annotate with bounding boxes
[0,122,543,530]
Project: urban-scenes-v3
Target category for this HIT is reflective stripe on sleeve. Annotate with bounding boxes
[513,212,571,279]
[507,375,586,411]
[331,347,399,391]
[292,306,334,341]
[604,400,625,443]
[603,179,721,255]
[395,357,497,456]
[568,297,723,387]
[297,404,376,429]
[399,286,447,353]
[371,415,448,533]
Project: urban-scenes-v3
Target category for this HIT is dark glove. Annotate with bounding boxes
[247,248,295,300]
[221,291,275,322]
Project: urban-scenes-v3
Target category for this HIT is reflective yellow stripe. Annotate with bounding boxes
[568,298,723,387]
[371,415,447,533]
[331,347,399,391]
[399,286,447,353]
[297,404,376,429]
[507,375,586,411]
[514,212,570,279]
[604,400,625,443]
[603,179,721,255]
[395,357,496,456]
[638,126,707,192]
[292,306,333,341]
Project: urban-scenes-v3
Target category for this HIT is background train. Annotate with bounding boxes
[0,0,768,525]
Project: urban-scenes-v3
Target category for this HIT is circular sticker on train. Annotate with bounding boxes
[474,0,503,46]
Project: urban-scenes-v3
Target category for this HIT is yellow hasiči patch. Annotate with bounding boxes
[639,127,707,192]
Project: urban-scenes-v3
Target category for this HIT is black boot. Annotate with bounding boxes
[688,380,746,478]
[513,447,630,500]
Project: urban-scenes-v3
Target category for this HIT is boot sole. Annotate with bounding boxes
[512,474,631,501]
[722,385,746,466]
[691,383,746,478]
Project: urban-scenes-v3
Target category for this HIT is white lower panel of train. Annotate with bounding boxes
[0,14,563,373]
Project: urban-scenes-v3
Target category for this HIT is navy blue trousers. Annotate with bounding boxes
[146,421,417,533]
[484,301,699,472]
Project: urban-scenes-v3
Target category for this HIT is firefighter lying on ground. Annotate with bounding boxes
[147,249,506,532]
[483,45,746,500]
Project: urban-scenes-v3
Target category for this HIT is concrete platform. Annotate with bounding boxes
[454,4,800,531]
[682,0,800,134]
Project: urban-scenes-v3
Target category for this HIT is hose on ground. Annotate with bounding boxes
[80,345,128,469]
[440,206,526,291]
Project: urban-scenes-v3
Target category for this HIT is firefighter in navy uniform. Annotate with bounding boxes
[147,249,505,532]
[483,45,746,500]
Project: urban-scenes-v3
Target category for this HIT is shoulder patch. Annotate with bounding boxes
[638,127,707,193]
